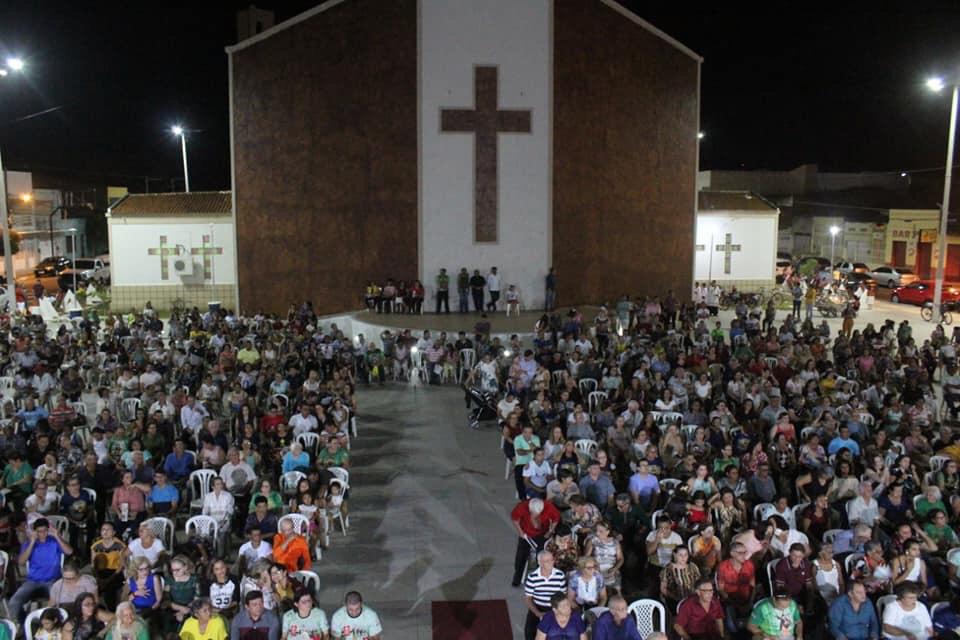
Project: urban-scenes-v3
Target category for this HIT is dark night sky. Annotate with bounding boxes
[0,1,958,192]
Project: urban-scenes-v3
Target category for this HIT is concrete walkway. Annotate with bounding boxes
[313,383,527,639]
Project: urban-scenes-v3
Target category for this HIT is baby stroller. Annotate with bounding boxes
[466,386,498,429]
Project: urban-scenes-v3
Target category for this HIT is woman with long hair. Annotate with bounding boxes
[62,592,113,640]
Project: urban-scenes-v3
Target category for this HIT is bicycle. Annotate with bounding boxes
[920,302,954,325]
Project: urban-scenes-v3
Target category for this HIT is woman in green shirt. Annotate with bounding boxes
[1,452,34,503]
[249,479,284,512]
[712,444,739,478]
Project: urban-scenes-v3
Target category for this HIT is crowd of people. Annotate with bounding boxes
[459,297,960,639]
[0,302,383,640]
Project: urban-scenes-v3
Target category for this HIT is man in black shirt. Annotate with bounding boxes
[469,270,486,312]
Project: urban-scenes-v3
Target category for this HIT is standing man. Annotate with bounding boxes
[457,267,470,313]
[435,268,450,314]
[511,497,560,586]
[545,268,557,312]
[522,550,566,640]
[9,517,73,622]
[469,270,486,312]
[486,266,501,311]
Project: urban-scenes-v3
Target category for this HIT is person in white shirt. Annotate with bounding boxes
[138,365,162,391]
[148,392,176,422]
[522,449,553,498]
[882,583,932,640]
[289,405,319,437]
[486,267,501,311]
[202,477,235,554]
[220,448,257,496]
[497,393,519,422]
[847,481,880,527]
[180,397,209,435]
[237,527,273,574]
[126,524,166,567]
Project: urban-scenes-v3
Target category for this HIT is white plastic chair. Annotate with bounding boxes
[120,397,141,422]
[350,415,358,439]
[458,349,476,384]
[45,515,69,540]
[328,478,349,534]
[551,370,566,388]
[185,515,218,541]
[659,478,681,494]
[844,553,864,577]
[753,502,774,525]
[947,547,960,567]
[270,394,290,412]
[281,471,307,495]
[278,513,310,537]
[142,516,175,551]
[588,391,607,414]
[766,559,778,597]
[791,502,810,525]
[69,401,87,417]
[25,608,68,640]
[574,439,598,457]
[328,466,350,486]
[189,469,217,512]
[681,424,699,442]
[627,599,666,637]
[579,378,598,396]
[929,455,951,472]
[822,529,845,545]
[291,569,321,597]
[657,411,683,426]
[296,432,321,456]
[1,620,14,640]
[875,594,896,620]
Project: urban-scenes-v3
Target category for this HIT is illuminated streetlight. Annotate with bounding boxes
[697,131,705,140]
[927,74,958,322]
[19,194,31,203]
[170,125,190,192]
[928,76,946,93]
[0,56,26,319]
[829,225,840,280]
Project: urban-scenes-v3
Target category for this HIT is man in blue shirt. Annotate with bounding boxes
[827,424,861,457]
[15,397,48,433]
[162,439,194,484]
[148,469,179,516]
[828,581,879,640]
[9,517,73,622]
[593,595,641,640]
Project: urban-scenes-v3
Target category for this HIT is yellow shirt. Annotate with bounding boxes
[179,616,227,640]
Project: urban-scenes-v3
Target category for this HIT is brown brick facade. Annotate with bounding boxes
[231,0,418,315]
[553,0,699,306]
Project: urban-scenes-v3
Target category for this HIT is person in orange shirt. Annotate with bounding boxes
[271,518,311,572]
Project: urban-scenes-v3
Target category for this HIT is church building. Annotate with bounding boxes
[228,0,701,315]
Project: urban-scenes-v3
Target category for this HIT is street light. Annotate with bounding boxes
[697,131,705,140]
[829,225,840,280]
[171,125,190,192]
[0,56,26,319]
[928,75,958,322]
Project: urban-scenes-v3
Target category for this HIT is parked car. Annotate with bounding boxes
[838,272,877,295]
[834,261,869,274]
[57,256,110,291]
[868,265,918,289]
[890,280,960,306]
[33,256,71,278]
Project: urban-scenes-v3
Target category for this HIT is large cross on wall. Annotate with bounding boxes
[440,66,532,243]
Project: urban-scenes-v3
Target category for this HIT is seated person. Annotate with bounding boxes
[147,470,179,517]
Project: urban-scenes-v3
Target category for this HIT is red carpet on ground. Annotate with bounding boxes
[432,600,512,639]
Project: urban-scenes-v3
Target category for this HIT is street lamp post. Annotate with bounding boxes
[0,57,25,320]
[172,125,190,192]
[928,76,958,323]
[829,225,840,280]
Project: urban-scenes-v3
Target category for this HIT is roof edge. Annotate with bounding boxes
[225,0,349,54]
[599,0,703,63]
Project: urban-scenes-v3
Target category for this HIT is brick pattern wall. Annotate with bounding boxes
[111,285,236,312]
[553,0,699,306]
[232,0,418,315]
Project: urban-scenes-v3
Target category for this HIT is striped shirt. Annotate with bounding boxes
[524,568,567,608]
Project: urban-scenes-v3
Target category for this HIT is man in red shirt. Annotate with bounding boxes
[716,542,755,635]
[675,577,724,640]
[510,497,560,587]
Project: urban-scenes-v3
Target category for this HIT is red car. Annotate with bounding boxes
[890,280,960,306]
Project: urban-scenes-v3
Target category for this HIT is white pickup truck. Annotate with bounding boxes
[57,255,110,289]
